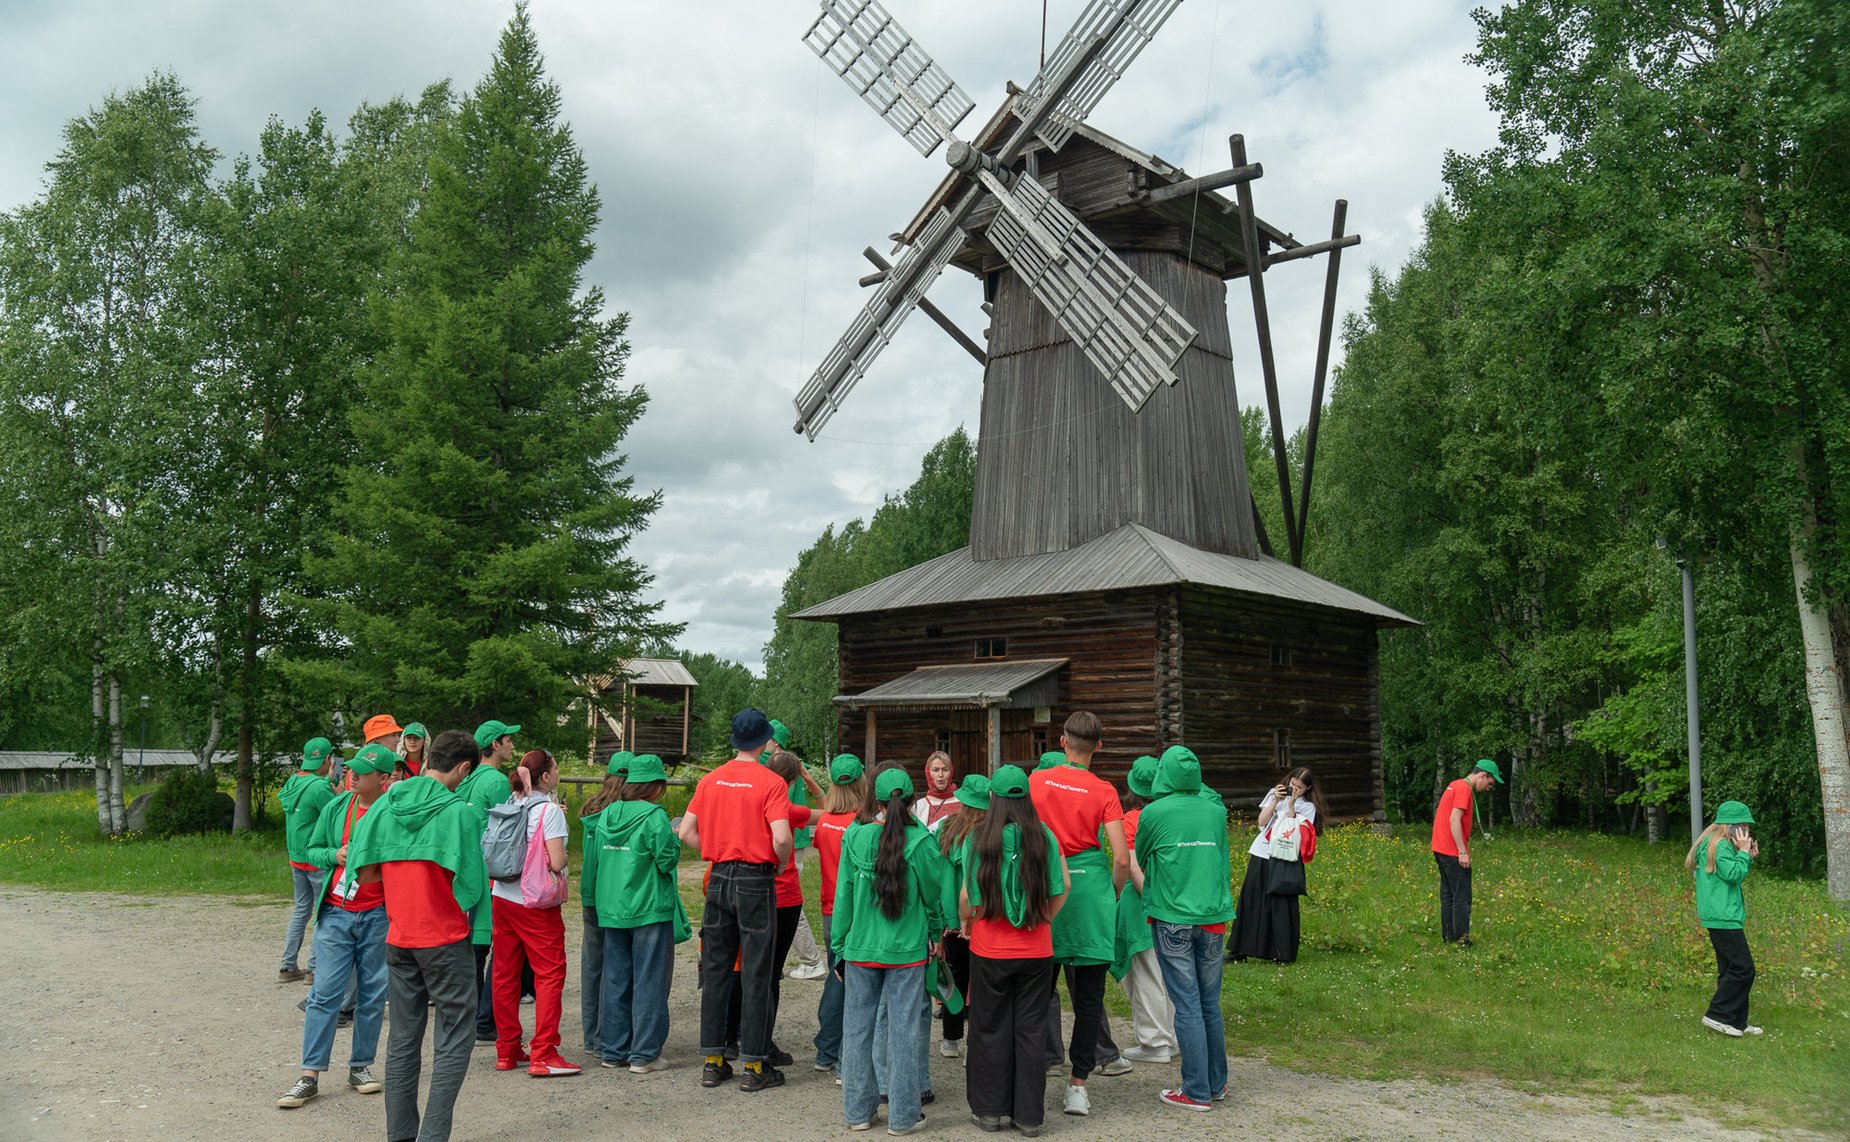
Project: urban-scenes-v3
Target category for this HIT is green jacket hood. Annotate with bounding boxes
[1154,746,1202,795]
[383,774,462,832]
[280,772,330,814]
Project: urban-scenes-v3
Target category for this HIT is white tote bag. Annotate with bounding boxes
[1268,814,1303,862]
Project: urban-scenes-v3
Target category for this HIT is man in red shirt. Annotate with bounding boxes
[677,708,793,1093]
[1029,710,1132,1118]
[1431,759,1503,946]
[347,730,486,1142]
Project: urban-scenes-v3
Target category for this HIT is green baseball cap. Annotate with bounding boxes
[1714,800,1755,826]
[302,737,334,768]
[1036,750,1066,771]
[954,773,990,810]
[926,955,965,1015]
[625,753,668,783]
[400,722,428,741]
[347,742,399,775]
[875,768,915,802]
[606,750,635,777]
[1127,755,1158,799]
[474,720,520,750]
[829,754,865,784]
[1474,758,1505,784]
[990,765,1030,799]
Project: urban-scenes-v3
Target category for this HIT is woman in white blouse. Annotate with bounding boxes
[1227,767,1325,963]
[910,750,958,831]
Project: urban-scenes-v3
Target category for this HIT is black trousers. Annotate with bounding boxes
[725,903,802,1049]
[472,941,494,1038]
[967,954,1054,1128]
[1705,928,1755,1030]
[940,932,971,1041]
[699,861,778,1063]
[1050,962,1109,1079]
[1435,854,1472,943]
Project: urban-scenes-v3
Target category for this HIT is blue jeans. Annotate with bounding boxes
[600,921,675,1065]
[1153,922,1228,1103]
[282,866,323,971]
[301,904,388,1071]
[842,963,927,1130]
[581,906,603,1052]
[872,974,932,1098]
[814,915,843,1067]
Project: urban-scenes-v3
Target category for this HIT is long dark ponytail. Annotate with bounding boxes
[873,789,912,920]
[972,795,1052,927]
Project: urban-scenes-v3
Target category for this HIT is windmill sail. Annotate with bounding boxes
[792,208,965,438]
[804,0,976,157]
[976,168,1197,411]
[1012,0,1184,154]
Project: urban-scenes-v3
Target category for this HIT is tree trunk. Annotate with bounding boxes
[1790,464,1850,902]
[106,671,127,835]
[92,632,111,836]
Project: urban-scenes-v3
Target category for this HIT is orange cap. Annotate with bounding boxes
[362,714,404,742]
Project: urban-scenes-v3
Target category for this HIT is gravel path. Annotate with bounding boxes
[0,888,1806,1142]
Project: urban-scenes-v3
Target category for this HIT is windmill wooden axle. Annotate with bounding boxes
[1135,161,1263,207]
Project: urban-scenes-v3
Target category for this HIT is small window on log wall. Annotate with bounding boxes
[935,729,951,754]
[974,637,1008,660]
[1031,728,1049,756]
[1273,728,1292,769]
[1271,645,1291,667]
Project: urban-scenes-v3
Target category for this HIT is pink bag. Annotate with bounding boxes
[519,806,568,908]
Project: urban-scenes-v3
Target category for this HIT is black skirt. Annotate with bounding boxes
[1226,853,1301,963]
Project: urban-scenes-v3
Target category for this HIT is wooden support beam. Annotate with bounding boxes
[865,709,877,768]
[860,248,987,365]
[1250,492,1274,557]
[987,705,1002,775]
[1264,232,1360,268]
[1229,134,1302,566]
[1137,162,1263,207]
[1295,200,1349,559]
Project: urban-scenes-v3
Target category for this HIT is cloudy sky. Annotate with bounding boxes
[0,0,1501,673]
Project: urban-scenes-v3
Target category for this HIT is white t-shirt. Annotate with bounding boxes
[490,793,570,903]
[1248,793,1317,859]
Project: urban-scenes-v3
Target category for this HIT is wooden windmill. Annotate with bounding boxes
[791,0,1415,820]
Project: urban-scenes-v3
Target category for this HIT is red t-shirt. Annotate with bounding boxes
[1122,806,1142,852]
[971,915,1053,960]
[688,758,791,865]
[290,860,317,872]
[1029,765,1123,858]
[380,860,469,948]
[775,804,814,907]
[813,810,857,916]
[325,797,386,913]
[1431,779,1474,856]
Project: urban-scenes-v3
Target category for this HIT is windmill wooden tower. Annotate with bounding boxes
[789,0,1414,819]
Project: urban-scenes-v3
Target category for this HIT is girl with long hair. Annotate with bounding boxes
[1688,801,1761,1037]
[934,773,989,1061]
[961,765,1068,1137]
[1227,765,1325,963]
[811,754,873,1074]
[591,753,687,1070]
[490,749,579,1076]
[833,768,953,1134]
[577,751,631,1055]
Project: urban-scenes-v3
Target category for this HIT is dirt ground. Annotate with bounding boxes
[0,888,1814,1142]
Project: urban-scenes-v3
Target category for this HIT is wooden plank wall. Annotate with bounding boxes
[835,591,1164,787]
[969,251,1259,563]
[1173,586,1384,822]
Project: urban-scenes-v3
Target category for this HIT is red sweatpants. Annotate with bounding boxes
[491,895,566,1062]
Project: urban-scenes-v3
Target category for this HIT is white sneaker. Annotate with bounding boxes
[1095,1056,1134,1076]
[1122,1045,1173,1064]
[1742,1024,1764,1036]
[938,1039,961,1058]
[1063,1084,1091,1116]
[629,1056,670,1073]
[1702,1016,1744,1038]
[788,960,828,981]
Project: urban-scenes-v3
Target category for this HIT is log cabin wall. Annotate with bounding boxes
[834,590,1165,787]
[1174,585,1385,822]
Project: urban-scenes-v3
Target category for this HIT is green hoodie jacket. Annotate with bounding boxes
[346,775,486,922]
[1694,835,1753,929]
[579,804,607,909]
[591,800,684,932]
[831,818,954,965]
[280,771,335,864]
[1136,762,1234,927]
[453,764,507,943]
[304,790,384,921]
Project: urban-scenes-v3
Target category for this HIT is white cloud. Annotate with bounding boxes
[0,0,1501,673]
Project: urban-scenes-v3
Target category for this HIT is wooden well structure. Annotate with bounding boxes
[587,657,698,767]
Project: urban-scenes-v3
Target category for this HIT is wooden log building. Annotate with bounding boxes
[796,113,1415,821]
[587,657,698,768]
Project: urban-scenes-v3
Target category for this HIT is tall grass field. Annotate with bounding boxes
[2,789,1843,1129]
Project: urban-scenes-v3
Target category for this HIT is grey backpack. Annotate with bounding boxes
[483,800,538,882]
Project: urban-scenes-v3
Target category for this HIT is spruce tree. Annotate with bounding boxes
[303,6,676,746]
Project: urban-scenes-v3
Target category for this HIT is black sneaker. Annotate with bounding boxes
[276,1076,318,1108]
[767,1045,794,1068]
[739,1065,786,1093]
[336,1009,354,1028]
[701,1060,735,1088]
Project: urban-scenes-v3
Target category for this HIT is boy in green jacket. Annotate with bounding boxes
[1135,746,1234,1113]
[347,729,484,1142]
[278,737,337,983]
[1689,800,1761,1037]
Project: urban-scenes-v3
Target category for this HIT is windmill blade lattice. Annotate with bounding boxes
[1012,0,1183,154]
[792,208,965,438]
[977,168,1197,410]
[804,0,976,157]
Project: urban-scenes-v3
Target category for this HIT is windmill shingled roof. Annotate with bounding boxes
[792,523,1418,627]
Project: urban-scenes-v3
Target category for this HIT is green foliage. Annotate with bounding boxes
[680,651,763,762]
[288,7,678,749]
[144,767,232,837]
[760,428,975,760]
